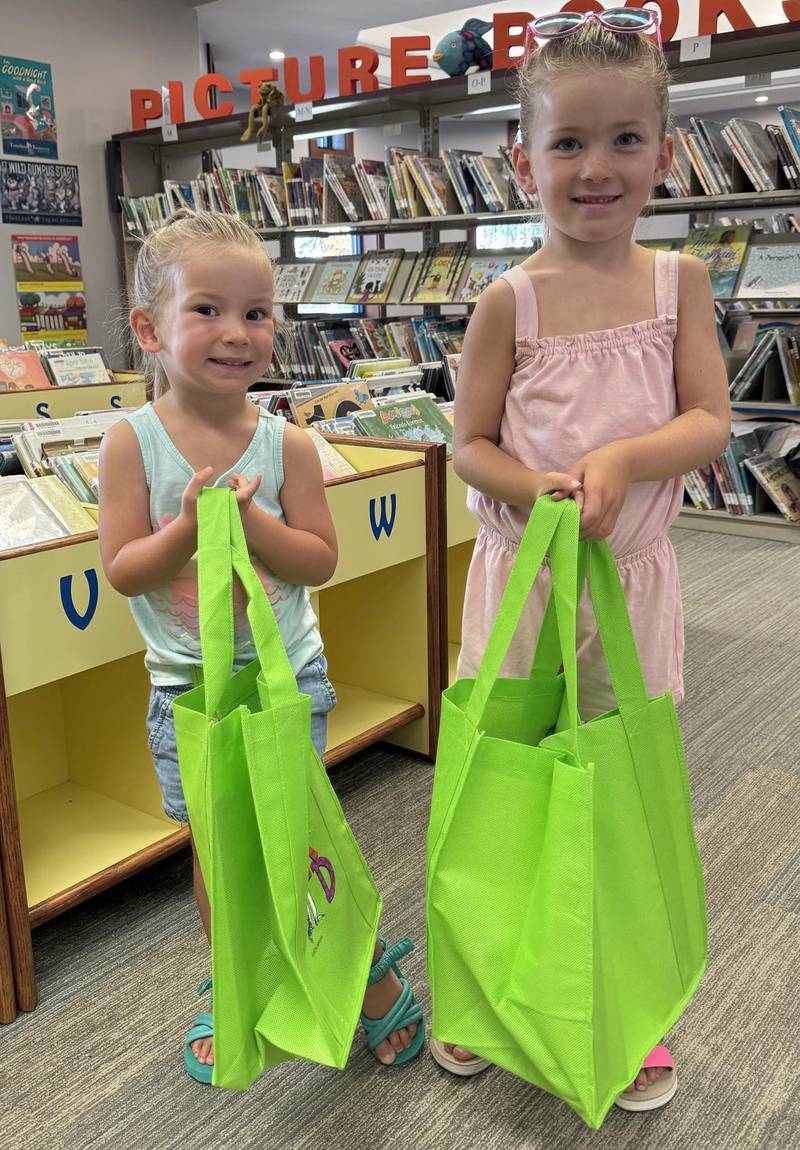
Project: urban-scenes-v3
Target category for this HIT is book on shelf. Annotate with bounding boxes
[441,149,482,215]
[683,465,719,510]
[353,159,392,221]
[352,395,454,445]
[273,261,315,304]
[681,226,751,298]
[300,157,324,225]
[287,382,373,428]
[322,155,367,224]
[319,322,366,375]
[311,257,362,305]
[679,125,723,196]
[0,348,52,392]
[464,154,509,212]
[0,473,96,551]
[442,353,460,399]
[38,346,112,388]
[778,106,800,175]
[385,147,422,219]
[404,154,452,217]
[721,119,779,191]
[458,254,515,303]
[690,118,735,193]
[346,249,404,305]
[744,452,800,520]
[736,241,800,298]
[13,411,126,477]
[303,426,359,481]
[727,328,800,404]
[498,144,539,210]
[254,168,289,227]
[404,242,470,304]
[765,124,800,189]
[282,161,310,227]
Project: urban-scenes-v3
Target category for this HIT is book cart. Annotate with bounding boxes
[0,437,446,1020]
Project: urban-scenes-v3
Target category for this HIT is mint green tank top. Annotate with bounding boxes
[125,403,322,686]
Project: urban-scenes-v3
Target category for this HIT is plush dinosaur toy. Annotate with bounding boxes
[241,79,285,144]
[432,18,493,76]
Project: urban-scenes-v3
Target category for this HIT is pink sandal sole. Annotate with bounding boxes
[614,1044,677,1112]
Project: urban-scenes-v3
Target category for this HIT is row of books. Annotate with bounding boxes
[728,327,800,404]
[274,245,518,307]
[685,421,800,521]
[118,144,537,237]
[269,316,467,382]
[251,371,455,449]
[11,410,126,504]
[0,345,114,392]
[663,108,800,197]
[647,226,800,301]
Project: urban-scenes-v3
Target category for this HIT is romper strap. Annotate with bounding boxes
[500,265,539,342]
[654,249,679,319]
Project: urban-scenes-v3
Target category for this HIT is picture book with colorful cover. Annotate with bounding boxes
[406,243,469,304]
[0,56,57,160]
[300,157,324,224]
[681,226,751,298]
[254,168,288,227]
[288,382,373,428]
[346,250,403,305]
[0,160,81,226]
[458,255,514,303]
[353,396,453,446]
[40,347,112,388]
[353,159,391,221]
[0,349,51,391]
[272,262,315,304]
[312,258,361,304]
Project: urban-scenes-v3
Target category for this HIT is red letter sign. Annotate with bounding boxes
[283,56,327,103]
[194,74,234,119]
[493,13,533,69]
[390,37,431,86]
[338,46,380,95]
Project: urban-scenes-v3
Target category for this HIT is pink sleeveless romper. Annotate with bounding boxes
[458,249,685,719]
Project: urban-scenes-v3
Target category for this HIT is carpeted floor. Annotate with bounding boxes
[2,527,798,1150]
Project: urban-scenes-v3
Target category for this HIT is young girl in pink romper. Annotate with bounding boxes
[430,16,731,1112]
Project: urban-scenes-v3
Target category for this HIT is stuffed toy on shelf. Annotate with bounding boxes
[432,19,493,76]
[240,79,285,144]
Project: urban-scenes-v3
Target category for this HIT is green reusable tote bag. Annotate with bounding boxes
[174,488,382,1090]
[427,496,706,1128]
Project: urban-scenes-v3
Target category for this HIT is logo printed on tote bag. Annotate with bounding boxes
[306,847,336,947]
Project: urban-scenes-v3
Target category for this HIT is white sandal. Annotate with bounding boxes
[614,1044,678,1112]
[430,1038,492,1077]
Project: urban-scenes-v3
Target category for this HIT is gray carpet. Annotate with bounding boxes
[2,527,798,1150]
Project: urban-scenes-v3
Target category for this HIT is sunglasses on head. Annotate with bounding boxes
[523,6,663,58]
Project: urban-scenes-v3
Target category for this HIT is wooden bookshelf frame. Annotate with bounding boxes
[0,438,446,1020]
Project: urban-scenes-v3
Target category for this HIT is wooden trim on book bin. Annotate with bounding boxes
[0,851,16,1022]
[0,647,36,1014]
[0,531,98,563]
[28,828,191,929]
[425,442,448,758]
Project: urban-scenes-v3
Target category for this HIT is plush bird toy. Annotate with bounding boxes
[433,18,493,76]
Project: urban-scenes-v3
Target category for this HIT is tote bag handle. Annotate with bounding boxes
[197,487,299,722]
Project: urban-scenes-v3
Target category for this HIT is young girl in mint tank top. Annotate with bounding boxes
[98,210,424,1085]
[432,16,730,1110]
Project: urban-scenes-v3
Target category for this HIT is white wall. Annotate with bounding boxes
[0,0,203,362]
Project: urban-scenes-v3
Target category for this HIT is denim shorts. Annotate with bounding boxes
[146,653,337,824]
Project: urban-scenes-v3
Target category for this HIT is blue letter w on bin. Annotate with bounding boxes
[60,569,99,631]
[369,494,397,540]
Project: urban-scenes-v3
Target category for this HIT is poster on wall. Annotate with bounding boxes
[0,160,81,226]
[0,56,57,160]
[11,234,88,345]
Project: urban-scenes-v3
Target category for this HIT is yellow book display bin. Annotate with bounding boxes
[0,438,447,1020]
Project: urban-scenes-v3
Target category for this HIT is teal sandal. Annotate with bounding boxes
[184,976,214,1085]
[360,936,425,1066]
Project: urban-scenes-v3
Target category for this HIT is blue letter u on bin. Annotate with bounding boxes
[60,569,99,631]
